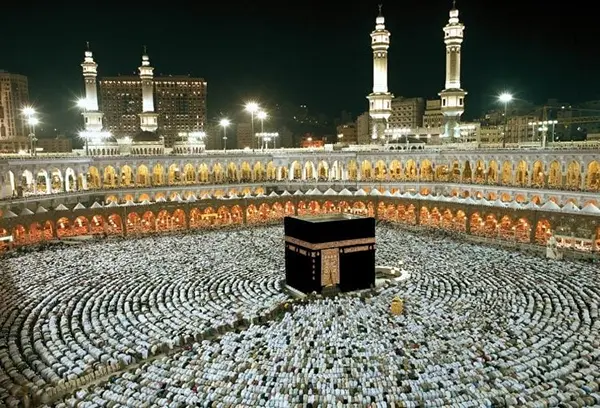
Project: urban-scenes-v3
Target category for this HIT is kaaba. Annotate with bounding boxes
[284,214,376,294]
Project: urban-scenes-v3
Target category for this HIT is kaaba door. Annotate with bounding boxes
[321,248,340,287]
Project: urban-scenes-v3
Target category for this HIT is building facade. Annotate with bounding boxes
[236,123,253,150]
[99,76,207,147]
[423,100,444,129]
[389,97,425,129]
[336,123,358,144]
[356,112,371,145]
[0,71,29,138]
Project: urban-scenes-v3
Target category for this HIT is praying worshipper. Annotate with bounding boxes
[0,225,598,407]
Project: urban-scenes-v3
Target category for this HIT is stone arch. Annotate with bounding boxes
[136,165,150,186]
[450,160,460,182]
[566,160,581,189]
[64,167,77,192]
[501,161,512,185]
[587,161,600,191]
[347,160,358,181]
[253,162,265,181]
[183,163,196,183]
[103,165,117,187]
[240,162,252,182]
[168,164,182,184]
[121,165,134,186]
[473,160,485,183]
[389,160,402,180]
[462,160,472,183]
[264,162,276,180]
[374,160,387,180]
[531,160,544,187]
[152,163,165,185]
[487,160,498,184]
[515,160,528,186]
[405,160,417,181]
[304,161,316,180]
[548,160,562,188]
[420,159,433,181]
[87,166,101,189]
[360,160,373,180]
[317,161,329,180]
[291,161,302,180]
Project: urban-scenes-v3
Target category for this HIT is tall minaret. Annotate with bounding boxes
[367,5,393,143]
[80,44,104,132]
[138,48,159,132]
[439,1,467,138]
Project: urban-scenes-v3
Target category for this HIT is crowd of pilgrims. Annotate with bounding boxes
[0,225,599,407]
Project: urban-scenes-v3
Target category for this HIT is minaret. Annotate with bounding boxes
[439,1,467,138]
[80,44,104,132]
[367,5,393,143]
[138,47,159,132]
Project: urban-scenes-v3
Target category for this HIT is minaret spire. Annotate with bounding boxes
[80,44,103,131]
[439,2,467,138]
[366,6,393,143]
[138,48,158,132]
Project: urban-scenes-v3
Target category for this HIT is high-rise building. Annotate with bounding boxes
[236,122,253,149]
[367,6,393,143]
[389,97,425,129]
[439,3,467,138]
[336,123,357,144]
[356,112,371,145]
[99,73,206,147]
[423,100,444,129]
[0,71,29,138]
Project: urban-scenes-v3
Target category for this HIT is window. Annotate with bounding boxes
[442,99,446,107]
[459,98,463,105]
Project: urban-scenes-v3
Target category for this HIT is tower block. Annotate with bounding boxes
[439,3,467,138]
[367,5,393,143]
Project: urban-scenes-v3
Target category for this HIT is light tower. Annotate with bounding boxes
[439,1,467,138]
[80,43,104,132]
[138,47,159,132]
[367,5,393,143]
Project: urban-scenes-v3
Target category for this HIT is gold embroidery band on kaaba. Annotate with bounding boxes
[284,236,376,250]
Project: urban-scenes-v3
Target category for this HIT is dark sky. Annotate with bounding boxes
[4,0,600,132]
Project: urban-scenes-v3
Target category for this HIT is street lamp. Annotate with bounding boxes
[245,101,260,149]
[22,106,37,156]
[498,92,513,148]
[528,120,557,148]
[76,98,89,111]
[256,111,269,149]
[219,118,230,151]
[256,132,279,150]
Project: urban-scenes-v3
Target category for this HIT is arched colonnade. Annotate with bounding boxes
[7,157,600,198]
[2,198,599,253]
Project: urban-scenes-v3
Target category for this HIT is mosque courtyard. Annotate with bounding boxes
[1,225,599,407]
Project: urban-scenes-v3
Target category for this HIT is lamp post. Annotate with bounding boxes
[256,132,279,150]
[528,120,557,148]
[498,92,513,148]
[22,106,37,156]
[245,102,259,149]
[28,117,39,157]
[219,118,230,151]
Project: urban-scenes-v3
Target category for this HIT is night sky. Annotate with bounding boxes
[4,0,600,134]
